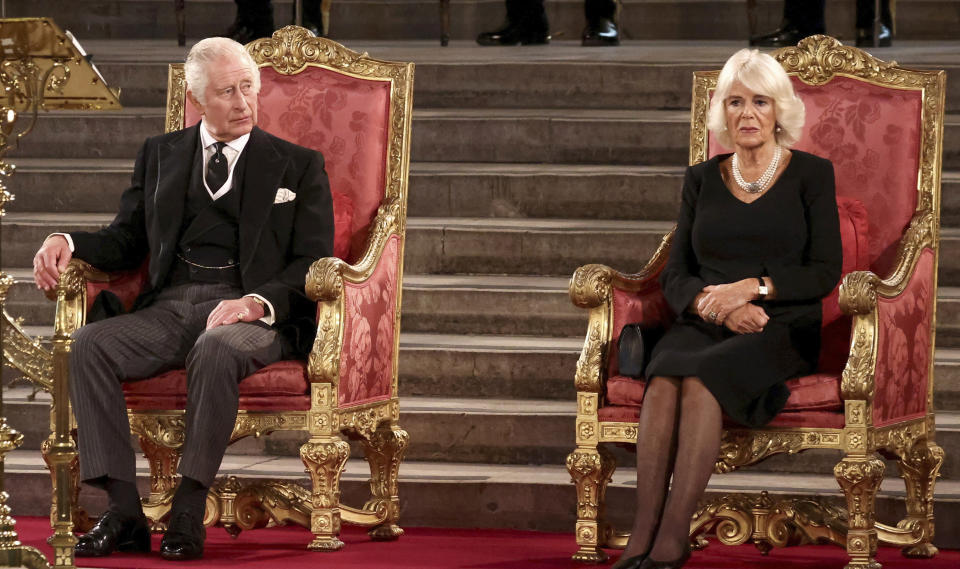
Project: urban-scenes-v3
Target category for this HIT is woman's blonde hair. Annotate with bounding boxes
[707,48,805,148]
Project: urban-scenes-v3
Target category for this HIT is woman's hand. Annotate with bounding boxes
[697,279,758,324]
[724,303,769,334]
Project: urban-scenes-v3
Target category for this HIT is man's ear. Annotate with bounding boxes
[186,89,204,114]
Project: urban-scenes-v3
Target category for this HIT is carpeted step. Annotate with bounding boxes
[5,449,960,549]
[9,0,960,43]
[12,108,960,171]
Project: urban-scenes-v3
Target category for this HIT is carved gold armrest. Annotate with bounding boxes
[569,228,674,309]
[305,197,403,386]
[838,210,937,403]
[49,259,109,336]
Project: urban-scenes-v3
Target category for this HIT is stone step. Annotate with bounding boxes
[51,38,960,112]
[4,384,960,478]
[5,453,960,549]
[10,0,960,43]
[5,214,960,284]
[13,160,960,227]
[12,108,960,172]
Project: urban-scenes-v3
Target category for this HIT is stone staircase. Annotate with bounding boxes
[3,0,960,552]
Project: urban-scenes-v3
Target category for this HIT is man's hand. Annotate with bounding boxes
[206,297,266,330]
[696,279,757,324]
[724,304,769,334]
[33,235,73,291]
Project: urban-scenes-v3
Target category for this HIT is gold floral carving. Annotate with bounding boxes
[689,75,715,164]
[165,66,186,132]
[574,320,607,394]
[340,403,392,440]
[300,437,350,551]
[128,414,187,449]
[600,423,637,442]
[229,412,308,442]
[874,419,927,458]
[569,264,613,309]
[359,427,408,539]
[839,271,880,315]
[307,300,343,385]
[896,439,943,557]
[566,447,615,523]
[40,436,92,533]
[138,434,182,497]
[834,456,884,566]
[690,494,754,546]
[841,324,876,401]
[578,393,597,416]
[2,308,53,391]
[716,431,807,473]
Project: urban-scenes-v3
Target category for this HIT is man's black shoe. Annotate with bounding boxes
[582,18,620,46]
[160,511,206,561]
[477,23,549,46]
[856,24,893,47]
[75,511,150,557]
[750,25,802,47]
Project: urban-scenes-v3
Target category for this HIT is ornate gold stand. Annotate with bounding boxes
[0,17,121,569]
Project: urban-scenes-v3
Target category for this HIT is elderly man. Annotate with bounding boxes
[32,37,333,561]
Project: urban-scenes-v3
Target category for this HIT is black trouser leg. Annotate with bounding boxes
[585,0,617,23]
[505,0,548,33]
[784,0,825,35]
[856,0,893,29]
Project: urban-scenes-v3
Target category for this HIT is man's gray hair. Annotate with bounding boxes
[184,37,261,105]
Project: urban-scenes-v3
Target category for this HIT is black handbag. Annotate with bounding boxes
[617,323,664,379]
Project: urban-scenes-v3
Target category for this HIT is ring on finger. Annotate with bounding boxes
[236,312,245,320]
[709,311,718,322]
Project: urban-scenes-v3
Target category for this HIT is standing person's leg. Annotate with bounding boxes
[645,376,723,566]
[70,298,200,556]
[751,0,824,47]
[477,0,549,46]
[582,0,619,46]
[612,376,682,569]
[856,0,893,46]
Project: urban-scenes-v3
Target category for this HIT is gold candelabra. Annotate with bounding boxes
[0,17,120,569]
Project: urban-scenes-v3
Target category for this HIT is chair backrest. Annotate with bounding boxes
[165,27,414,264]
[691,36,943,278]
[689,36,946,425]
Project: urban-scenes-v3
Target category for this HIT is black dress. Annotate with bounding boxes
[644,150,842,427]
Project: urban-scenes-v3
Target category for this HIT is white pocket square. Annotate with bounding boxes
[274,188,297,204]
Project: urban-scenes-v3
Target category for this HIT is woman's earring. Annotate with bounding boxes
[775,124,782,133]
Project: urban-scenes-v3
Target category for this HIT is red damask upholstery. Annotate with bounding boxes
[339,234,400,407]
[873,249,935,426]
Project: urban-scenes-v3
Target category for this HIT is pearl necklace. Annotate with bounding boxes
[732,145,782,194]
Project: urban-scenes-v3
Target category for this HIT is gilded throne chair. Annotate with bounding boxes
[45,27,414,551]
[567,36,946,568]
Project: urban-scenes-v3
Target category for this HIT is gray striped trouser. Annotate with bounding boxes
[69,282,290,487]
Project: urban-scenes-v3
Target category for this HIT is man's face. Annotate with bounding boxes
[190,55,258,141]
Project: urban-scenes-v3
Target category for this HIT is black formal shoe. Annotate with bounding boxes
[477,23,550,46]
[638,545,692,569]
[75,511,150,557]
[750,25,802,47]
[582,18,620,46]
[856,24,893,47]
[159,511,205,561]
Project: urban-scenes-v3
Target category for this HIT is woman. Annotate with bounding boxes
[612,49,842,569]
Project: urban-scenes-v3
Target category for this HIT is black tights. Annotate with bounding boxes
[618,376,723,563]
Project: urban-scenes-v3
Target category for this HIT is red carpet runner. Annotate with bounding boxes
[13,516,959,568]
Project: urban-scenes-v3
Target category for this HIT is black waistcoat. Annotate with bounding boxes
[168,143,247,286]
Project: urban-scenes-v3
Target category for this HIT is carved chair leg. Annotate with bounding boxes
[834,455,885,569]
[567,445,616,564]
[898,439,943,558]
[138,435,182,529]
[360,425,409,541]
[301,435,350,551]
[41,431,93,533]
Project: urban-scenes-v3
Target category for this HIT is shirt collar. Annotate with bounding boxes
[199,119,251,154]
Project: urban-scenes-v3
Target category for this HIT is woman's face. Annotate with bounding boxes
[724,81,777,151]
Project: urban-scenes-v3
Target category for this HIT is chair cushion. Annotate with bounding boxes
[123,360,311,411]
[598,404,845,430]
[606,371,842,414]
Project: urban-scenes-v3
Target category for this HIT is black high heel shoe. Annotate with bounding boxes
[638,544,691,569]
[611,552,649,569]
